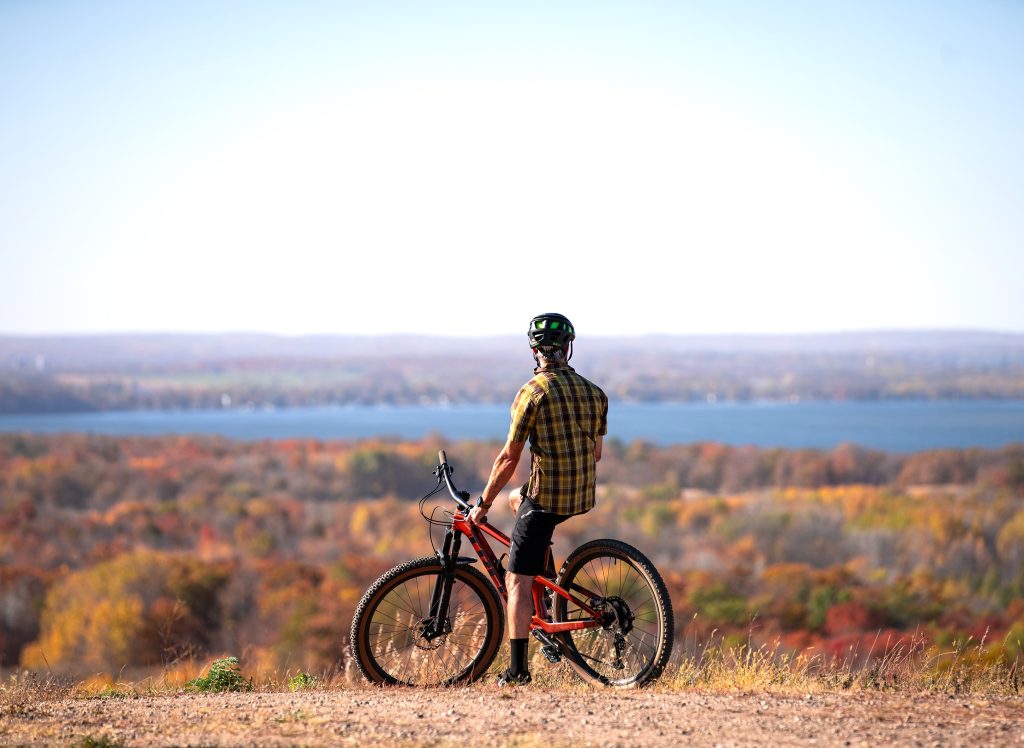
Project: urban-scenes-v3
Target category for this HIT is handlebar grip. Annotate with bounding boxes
[438,449,448,466]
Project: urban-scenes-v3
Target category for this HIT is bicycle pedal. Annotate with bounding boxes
[541,644,562,663]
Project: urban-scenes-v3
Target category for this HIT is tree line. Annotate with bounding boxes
[4,338,1024,413]
[1,433,1022,675]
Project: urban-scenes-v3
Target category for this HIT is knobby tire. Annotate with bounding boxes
[350,557,504,686]
[553,539,674,687]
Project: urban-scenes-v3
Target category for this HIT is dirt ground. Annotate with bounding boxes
[3,688,1022,747]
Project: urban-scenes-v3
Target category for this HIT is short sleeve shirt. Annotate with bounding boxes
[508,365,608,516]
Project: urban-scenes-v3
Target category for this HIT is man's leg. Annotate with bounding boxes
[503,495,568,683]
[507,572,535,639]
[507,487,523,514]
[503,495,547,682]
[506,571,534,678]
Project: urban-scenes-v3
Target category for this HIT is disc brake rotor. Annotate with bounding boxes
[414,618,449,650]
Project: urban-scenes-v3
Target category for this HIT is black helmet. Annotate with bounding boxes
[528,313,575,350]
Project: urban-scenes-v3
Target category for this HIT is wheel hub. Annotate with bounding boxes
[597,596,635,635]
[415,617,449,650]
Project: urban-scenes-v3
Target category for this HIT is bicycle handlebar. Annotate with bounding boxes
[437,449,474,511]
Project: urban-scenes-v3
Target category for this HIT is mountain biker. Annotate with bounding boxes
[469,312,608,686]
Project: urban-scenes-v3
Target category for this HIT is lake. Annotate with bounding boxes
[1,400,1023,452]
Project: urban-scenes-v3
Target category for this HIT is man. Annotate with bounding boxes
[469,312,608,686]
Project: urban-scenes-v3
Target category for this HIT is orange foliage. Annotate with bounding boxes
[3,433,1023,672]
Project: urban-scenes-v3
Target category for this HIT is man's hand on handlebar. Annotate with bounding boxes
[468,499,490,526]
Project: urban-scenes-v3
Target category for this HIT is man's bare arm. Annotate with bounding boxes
[482,438,525,504]
[469,438,525,524]
[594,434,603,462]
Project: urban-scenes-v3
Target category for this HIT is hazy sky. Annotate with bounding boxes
[2,1,1022,337]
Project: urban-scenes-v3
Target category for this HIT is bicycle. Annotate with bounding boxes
[349,450,674,687]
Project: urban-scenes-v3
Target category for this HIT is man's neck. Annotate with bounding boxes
[535,360,570,373]
[533,347,570,373]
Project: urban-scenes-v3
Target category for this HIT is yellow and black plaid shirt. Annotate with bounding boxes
[508,364,608,516]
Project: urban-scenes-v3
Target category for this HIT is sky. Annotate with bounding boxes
[1,0,1022,338]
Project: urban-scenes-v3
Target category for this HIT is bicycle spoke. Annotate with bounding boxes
[619,567,643,600]
[555,545,671,685]
[359,565,498,686]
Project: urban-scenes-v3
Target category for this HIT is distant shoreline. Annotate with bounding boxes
[4,330,1024,413]
[2,399,1022,452]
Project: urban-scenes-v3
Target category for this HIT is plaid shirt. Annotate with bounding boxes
[508,364,608,516]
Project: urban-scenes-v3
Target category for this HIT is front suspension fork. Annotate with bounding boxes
[423,529,462,640]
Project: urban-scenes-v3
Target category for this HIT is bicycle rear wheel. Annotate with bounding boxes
[553,539,673,687]
[350,557,504,686]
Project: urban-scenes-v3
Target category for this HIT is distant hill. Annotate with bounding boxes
[1,330,1023,412]
[2,329,1023,368]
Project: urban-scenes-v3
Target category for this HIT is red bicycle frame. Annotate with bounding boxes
[453,510,603,634]
[428,450,607,642]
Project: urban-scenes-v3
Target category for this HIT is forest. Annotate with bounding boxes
[2,433,1022,679]
[3,331,1024,412]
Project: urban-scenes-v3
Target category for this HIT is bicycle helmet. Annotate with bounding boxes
[528,313,575,350]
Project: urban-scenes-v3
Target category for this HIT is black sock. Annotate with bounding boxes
[510,638,529,676]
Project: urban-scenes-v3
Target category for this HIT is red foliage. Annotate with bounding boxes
[824,602,877,636]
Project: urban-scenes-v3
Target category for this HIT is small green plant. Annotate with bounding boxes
[288,671,320,691]
[185,656,253,693]
[92,683,134,700]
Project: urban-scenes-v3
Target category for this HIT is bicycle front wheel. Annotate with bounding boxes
[350,557,504,686]
[553,539,673,687]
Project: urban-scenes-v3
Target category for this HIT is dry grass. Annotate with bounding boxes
[1,670,76,716]
[659,627,1022,697]
[11,627,1021,703]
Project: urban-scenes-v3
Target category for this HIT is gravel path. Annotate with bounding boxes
[3,688,1022,747]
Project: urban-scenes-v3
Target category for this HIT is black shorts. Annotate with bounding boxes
[507,497,569,576]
